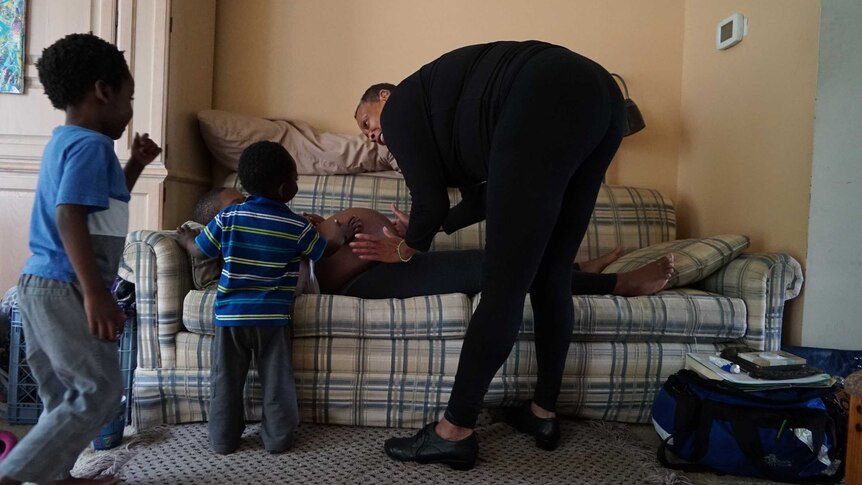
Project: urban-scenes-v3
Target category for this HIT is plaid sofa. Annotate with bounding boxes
[120,174,803,430]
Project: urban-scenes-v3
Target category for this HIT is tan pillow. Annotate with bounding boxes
[602,234,750,288]
[180,221,222,291]
[197,110,398,175]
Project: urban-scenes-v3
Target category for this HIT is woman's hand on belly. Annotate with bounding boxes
[390,203,410,237]
[350,227,416,263]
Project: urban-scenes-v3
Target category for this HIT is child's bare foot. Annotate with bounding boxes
[578,247,624,274]
[53,476,120,485]
[613,254,675,296]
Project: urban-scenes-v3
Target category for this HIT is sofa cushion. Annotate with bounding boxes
[175,331,213,370]
[289,336,723,379]
[175,331,708,382]
[182,290,216,335]
[475,288,747,343]
[183,288,746,343]
[602,234,750,288]
[160,338,716,426]
[198,110,398,174]
[183,291,474,338]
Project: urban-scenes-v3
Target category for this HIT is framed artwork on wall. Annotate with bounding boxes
[0,0,26,94]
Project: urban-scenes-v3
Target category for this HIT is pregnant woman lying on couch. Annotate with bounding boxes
[189,188,674,298]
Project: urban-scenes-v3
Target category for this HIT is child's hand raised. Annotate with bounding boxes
[130,132,162,166]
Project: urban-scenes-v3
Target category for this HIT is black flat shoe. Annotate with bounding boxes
[384,422,478,470]
[505,402,561,451]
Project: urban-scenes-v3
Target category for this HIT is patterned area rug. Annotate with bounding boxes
[74,418,692,484]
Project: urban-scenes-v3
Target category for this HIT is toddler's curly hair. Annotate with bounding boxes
[36,33,130,110]
[237,141,296,196]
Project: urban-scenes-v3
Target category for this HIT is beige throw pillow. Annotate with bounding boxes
[180,221,222,291]
[602,234,750,288]
[198,110,398,175]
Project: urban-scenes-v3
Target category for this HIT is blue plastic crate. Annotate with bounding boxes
[7,306,43,424]
[118,316,137,423]
[6,305,137,425]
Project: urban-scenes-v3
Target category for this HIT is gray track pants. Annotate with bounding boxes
[208,325,299,454]
[0,274,123,483]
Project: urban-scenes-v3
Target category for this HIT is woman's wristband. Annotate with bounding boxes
[396,239,413,263]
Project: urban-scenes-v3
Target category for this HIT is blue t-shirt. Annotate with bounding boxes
[22,126,130,286]
[195,195,327,327]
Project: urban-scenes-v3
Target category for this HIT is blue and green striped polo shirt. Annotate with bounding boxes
[195,195,327,327]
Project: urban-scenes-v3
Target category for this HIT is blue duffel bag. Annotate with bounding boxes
[652,369,847,483]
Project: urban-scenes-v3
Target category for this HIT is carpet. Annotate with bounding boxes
[73,417,692,484]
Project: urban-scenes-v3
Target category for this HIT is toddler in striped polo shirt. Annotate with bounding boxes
[177,141,360,454]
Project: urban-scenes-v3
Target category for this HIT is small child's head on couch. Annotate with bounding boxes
[237,141,299,203]
[192,188,244,225]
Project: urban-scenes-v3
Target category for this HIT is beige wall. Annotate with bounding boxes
[677,1,820,343]
[213,0,822,343]
[213,0,685,199]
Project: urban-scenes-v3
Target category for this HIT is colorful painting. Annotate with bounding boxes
[0,0,26,94]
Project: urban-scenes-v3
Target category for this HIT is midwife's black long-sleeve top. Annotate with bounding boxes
[381,40,555,251]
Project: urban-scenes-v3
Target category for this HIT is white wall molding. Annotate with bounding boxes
[0,0,212,289]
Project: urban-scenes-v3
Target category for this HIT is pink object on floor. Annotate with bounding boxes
[0,430,18,461]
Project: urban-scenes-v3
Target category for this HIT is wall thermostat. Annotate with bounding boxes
[716,13,748,50]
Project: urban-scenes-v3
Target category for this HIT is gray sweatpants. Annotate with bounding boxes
[0,275,123,483]
[208,325,300,454]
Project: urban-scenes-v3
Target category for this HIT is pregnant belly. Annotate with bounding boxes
[313,208,395,293]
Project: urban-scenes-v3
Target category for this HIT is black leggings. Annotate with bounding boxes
[440,48,625,428]
[340,249,616,299]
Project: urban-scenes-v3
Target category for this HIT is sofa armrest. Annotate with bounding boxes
[695,253,803,351]
[120,230,193,369]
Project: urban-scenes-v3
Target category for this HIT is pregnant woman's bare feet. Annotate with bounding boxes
[613,254,675,296]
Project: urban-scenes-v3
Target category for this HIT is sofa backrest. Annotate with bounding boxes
[225,173,676,260]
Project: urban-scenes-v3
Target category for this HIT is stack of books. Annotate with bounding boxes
[684,351,833,389]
